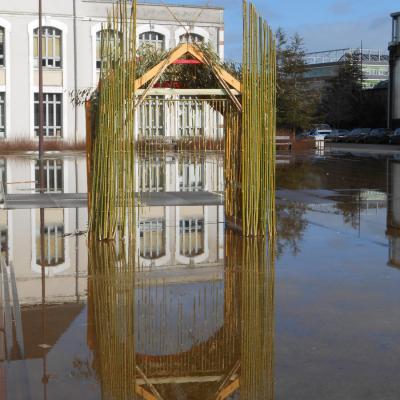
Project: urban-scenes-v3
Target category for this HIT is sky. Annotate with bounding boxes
[142,0,399,60]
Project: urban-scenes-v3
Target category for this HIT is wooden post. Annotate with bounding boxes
[85,100,93,211]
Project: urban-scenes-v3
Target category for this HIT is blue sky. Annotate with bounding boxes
[143,0,399,60]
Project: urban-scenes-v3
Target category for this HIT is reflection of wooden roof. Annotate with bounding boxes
[134,43,242,93]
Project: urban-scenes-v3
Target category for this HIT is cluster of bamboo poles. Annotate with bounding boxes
[224,229,276,400]
[88,0,137,241]
[88,239,137,400]
[226,0,277,237]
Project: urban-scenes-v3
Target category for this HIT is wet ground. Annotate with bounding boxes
[1,151,400,399]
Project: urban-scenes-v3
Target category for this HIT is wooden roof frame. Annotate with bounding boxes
[134,43,242,94]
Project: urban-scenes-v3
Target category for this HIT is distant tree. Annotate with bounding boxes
[276,29,317,132]
[317,53,363,128]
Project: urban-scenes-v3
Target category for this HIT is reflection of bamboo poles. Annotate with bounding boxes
[240,235,275,400]
[88,238,137,400]
[224,229,275,400]
[89,0,137,241]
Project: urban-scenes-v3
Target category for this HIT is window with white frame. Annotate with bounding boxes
[0,92,5,137]
[178,96,204,137]
[35,159,63,193]
[34,93,62,137]
[0,210,8,265]
[0,27,5,67]
[36,209,65,267]
[33,27,62,68]
[139,31,165,50]
[96,30,122,69]
[179,33,204,44]
[139,157,165,192]
[0,158,6,193]
[180,218,204,257]
[139,219,166,259]
[138,96,165,137]
[179,160,204,191]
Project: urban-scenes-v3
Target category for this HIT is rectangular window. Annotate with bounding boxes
[139,219,166,259]
[179,160,204,192]
[34,93,62,137]
[179,218,204,257]
[33,27,62,68]
[36,209,64,266]
[0,92,5,137]
[138,96,165,137]
[0,210,8,265]
[0,27,5,67]
[139,32,165,51]
[35,159,63,193]
[139,157,165,192]
[178,96,204,137]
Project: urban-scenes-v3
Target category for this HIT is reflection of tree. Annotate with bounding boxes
[277,203,308,257]
[335,197,360,230]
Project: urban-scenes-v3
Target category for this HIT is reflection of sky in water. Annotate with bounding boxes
[135,281,224,355]
[2,154,400,399]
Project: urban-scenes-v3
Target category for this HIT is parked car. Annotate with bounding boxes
[389,128,400,144]
[308,124,332,138]
[364,128,393,144]
[327,129,350,142]
[343,128,371,143]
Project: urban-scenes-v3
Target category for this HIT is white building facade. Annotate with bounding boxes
[0,0,224,142]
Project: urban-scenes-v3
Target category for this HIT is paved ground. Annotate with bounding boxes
[326,143,400,155]
[2,191,224,209]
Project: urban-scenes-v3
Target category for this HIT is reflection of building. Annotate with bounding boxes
[136,154,224,193]
[137,205,224,268]
[387,160,400,268]
[88,231,275,400]
[0,1,224,141]
[389,12,400,129]
[304,48,389,89]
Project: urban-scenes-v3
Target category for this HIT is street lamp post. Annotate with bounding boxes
[38,0,45,193]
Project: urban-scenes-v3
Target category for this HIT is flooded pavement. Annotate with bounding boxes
[1,152,400,399]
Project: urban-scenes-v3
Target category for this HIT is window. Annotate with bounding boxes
[178,96,204,137]
[0,92,5,137]
[0,159,6,194]
[0,210,8,265]
[139,157,165,192]
[36,209,65,267]
[180,218,204,257]
[0,27,5,67]
[139,31,165,50]
[140,219,166,259]
[35,159,63,193]
[179,160,204,191]
[96,30,121,69]
[34,93,62,137]
[34,27,62,68]
[179,33,204,44]
[138,96,165,137]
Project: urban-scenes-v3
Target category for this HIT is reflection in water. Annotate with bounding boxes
[387,160,400,268]
[88,239,137,400]
[85,229,275,399]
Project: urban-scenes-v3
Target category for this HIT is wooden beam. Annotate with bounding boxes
[134,44,189,90]
[185,44,242,93]
[136,88,240,96]
[134,43,242,94]
[135,385,158,400]
[216,378,240,400]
